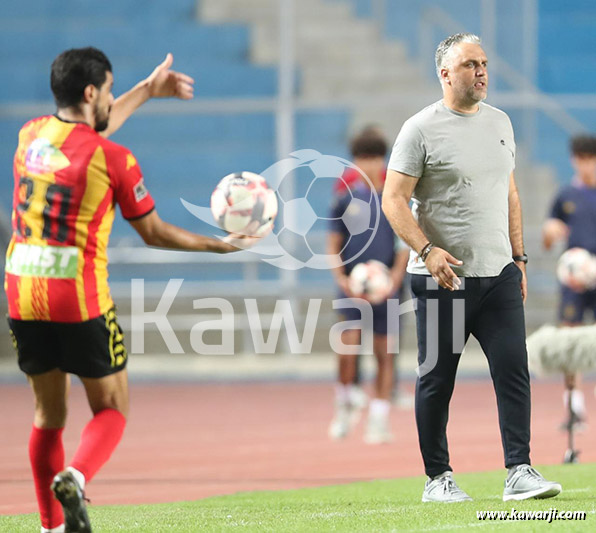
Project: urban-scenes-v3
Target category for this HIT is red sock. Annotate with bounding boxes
[70,408,126,483]
[29,426,65,530]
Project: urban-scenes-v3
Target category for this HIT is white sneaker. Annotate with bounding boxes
[422,471,472,503]
[328,403,353,440]
[503,465,562,501]
[350,385,368,411]
[363,413,393,444]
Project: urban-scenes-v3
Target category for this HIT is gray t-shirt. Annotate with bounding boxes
[388,100,516,277]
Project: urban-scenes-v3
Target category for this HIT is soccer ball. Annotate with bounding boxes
[210,171,278,237]
[349,260,392,304]
[556,247,596,292]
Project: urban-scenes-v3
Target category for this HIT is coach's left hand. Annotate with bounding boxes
[515,261,528,303]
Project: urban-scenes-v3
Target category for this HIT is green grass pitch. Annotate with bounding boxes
[1,464,594,532]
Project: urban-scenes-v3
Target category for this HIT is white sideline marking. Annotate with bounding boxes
[414,523,490,532]
[311,508,398,519]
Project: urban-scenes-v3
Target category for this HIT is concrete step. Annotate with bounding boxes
[200,0,353,24]
[252,36,408,65]
[198,0,431,138]
[301,63,422,85]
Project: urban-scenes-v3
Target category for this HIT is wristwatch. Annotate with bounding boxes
[513,254,528,264]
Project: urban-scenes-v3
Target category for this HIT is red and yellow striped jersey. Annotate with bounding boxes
[4,115,155,322]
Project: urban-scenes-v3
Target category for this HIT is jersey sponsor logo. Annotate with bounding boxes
[134,179,148,202]
[563,201,576,214]
[563,304,578,321]
[25,138,70,174]
[126,153,137,170]
[6,243,79,278]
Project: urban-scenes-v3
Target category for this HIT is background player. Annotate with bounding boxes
[330,124,387,414]
[328,127,409,444]
[5,47,257,533]
[542,134,596,430]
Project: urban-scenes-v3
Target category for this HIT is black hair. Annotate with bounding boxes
[50,47,112,108]
[570,135,596,156]
[350,127,388,158]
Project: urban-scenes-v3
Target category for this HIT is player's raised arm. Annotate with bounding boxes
[101,53,194,138]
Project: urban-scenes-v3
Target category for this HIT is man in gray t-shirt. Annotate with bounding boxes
[383,33,561,503]
[388,99,515,277]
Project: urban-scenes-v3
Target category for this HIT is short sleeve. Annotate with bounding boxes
[108,148,155,220]
[388,118,426,178]
[506,115,516,170]
[328,192,349,234]
[550,191,567,222]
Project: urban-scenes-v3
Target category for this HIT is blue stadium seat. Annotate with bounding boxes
[1,25,251,64]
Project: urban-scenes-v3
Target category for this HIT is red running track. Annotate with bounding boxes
[1,380,594,516]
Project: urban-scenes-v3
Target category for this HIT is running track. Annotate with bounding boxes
[1,380,595,515]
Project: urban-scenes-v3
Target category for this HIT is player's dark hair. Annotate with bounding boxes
[570,135,596,156]
[350,127,388,158]
[51,47,112,108]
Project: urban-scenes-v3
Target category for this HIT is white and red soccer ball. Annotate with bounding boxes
[556,247,596,292]
[349,259,392,304]
[210,171,278,237]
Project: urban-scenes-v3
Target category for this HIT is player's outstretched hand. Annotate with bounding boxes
[221,221,271,252]
[425,247,463,291]
[146,53,194,100]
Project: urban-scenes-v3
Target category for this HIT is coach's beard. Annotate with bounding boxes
[467,84,487,104]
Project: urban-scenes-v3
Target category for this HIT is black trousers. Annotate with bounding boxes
[410,263,531,477]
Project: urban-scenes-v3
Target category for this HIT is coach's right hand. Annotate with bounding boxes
[424,247,463,291]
